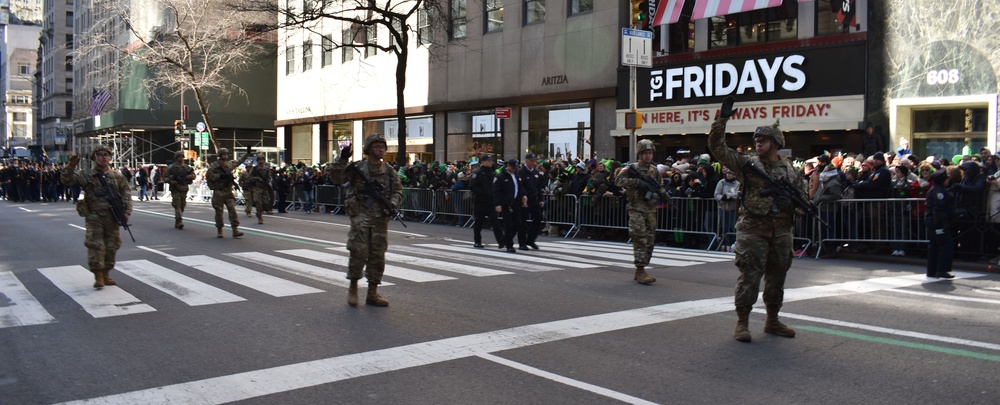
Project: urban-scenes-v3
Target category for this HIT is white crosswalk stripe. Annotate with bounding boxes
[169,255,324,297]
[5,241,733,330]
[0,271,56,328]
[37,265,157,318]
[115,260,246,306]
[278,249,456,282]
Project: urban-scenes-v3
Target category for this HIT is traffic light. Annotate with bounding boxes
[630,0,646,28]
[174,120,185,134]
[625,111,643,129]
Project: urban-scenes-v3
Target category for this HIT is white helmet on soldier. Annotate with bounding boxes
[637,139,655,156]
[363,133,387,155]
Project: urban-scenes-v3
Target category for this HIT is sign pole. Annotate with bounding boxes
[629,65,637,161]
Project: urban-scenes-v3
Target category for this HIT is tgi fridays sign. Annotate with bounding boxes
[617,41,865,109]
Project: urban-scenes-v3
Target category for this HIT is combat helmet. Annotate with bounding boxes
[90,144,113,159]
[217,147,231,157]
[363,133,387,155]
[753,120,785,148]
[636,139,655,156]
[174,150,184,159]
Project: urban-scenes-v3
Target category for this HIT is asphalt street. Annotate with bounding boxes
[1,198,999,404]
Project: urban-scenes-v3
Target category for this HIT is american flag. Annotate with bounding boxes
[87,88,112,116]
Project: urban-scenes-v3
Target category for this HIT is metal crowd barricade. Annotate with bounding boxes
[574,194,628,237]
[399,187,436,223]
[429,189,476,226]
[654,197,718,251]
[314,184,345,214]
[542,193,579,238]
[813,197,928,258]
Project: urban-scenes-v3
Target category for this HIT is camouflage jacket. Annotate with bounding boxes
[330,158,403,218]
[166,163,195,192]
[61,165,132,219]
[708,116,804,226]
[615,161,665,213]
[206,160,237,194]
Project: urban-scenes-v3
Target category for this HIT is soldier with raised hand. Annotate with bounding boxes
[61,145,132,289]
[248,155,273,224]
[615,139,665,285]
[206,148,243,238]
[708,95,802,343]
[166,151,196,229]
[330,134,403,307]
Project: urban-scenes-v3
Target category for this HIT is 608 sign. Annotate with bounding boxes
[927,69,960,85]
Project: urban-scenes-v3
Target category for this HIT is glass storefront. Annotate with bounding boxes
[522,102,591,161]
[911,108,989,159]
[326,121,352,163]
[708,0,798,49]
[363,115,434,164]
[447,109,503,163]
[290,124,313,165]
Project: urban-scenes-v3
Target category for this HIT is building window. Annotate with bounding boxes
[485,0,503,33]
[65,55,73,71]
[65,78,73,92]
[708,0,797,49]
[364,116,434,163]
[667,0,696,54]
[302,40,313,71]
[13,112,27,122]
[450,0,467,40]
[66,34,73,49]
[447,110,503,164]
[66,11,73,27]
[816,0,854,36]
[521,102,592,161]
[569,0,592,15]
[389,17,403,50]
[524,0,544,25]
[66,101,73,117]
[342,28,354,62]
[365,26,377,58]
[18,65,29,75]
[285,45,295,74]
[321,35,333,67]
[13,124,27,136]
[418,6,433,46]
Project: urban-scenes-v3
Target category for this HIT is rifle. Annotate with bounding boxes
[218,166,240,192]
[742,161,828,227]
[345,163,407,228]
[626,164,669,205]
[96,172,135,242]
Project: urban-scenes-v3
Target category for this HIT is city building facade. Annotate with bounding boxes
[1,21,41,155]
[36,0,74,159]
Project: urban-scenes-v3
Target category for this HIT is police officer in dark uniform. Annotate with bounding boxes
[926,167,956,279]
[468,154,504,248]
[517,153,545,250]
[494,159,522,253]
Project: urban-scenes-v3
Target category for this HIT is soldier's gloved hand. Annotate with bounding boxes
[340,144,353,159]
[68,153,80,167]
[719,95,738,119]
[775,196,794,211]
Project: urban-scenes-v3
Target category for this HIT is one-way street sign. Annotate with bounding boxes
[621,28,652,68]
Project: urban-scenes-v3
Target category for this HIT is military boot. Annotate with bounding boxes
[217,227,224,238]
[366,283,389,307]
[102,270,117,286]
[764,305,795,338]
[232,227,244,238]
[734,307,752,342]
[257,213,264,224]
[92,270,104,289]
[347,280,359,307]
[634,266,656,285]
[175,219,184,229]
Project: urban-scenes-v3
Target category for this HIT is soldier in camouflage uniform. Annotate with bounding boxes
[166,151,196,229]
[206,148,244,238]
[708,96,800,343]
[615,139,667,285]
[247,155,273,224]
[62,145,133,289]
[330,134,403,307]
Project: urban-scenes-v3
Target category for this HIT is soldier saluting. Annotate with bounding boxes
[330,134,403,307]
[61,145,132,289]
[708,96,801,343]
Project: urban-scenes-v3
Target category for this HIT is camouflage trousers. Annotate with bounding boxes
[628,210,657,267]
[733,222,793,309]
[243,188,255,215]
[171,191,187,221]
[84,214,121,273]
[346,215,390,284]
[212,191,240,229]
